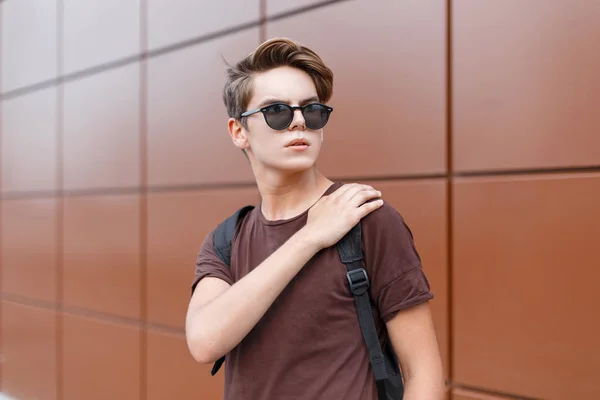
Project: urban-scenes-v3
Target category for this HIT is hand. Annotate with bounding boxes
[302,184,383,250]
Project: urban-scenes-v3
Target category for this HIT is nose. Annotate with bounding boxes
[288,108,306,131]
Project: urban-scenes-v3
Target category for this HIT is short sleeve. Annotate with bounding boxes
[191,231,234,295]
[362,202,434,322]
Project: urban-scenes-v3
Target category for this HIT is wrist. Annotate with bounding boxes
[293,226,322,254]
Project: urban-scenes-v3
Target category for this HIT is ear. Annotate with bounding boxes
[228,118,249,150]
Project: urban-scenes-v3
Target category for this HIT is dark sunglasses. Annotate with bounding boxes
[240,102,333,131]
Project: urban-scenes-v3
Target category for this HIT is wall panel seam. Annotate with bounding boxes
[0,1,4,391]
[5,165,600,201]
[139,0,148,398]
[56,1,65,399]
[1,293,185,336]
[260,0,266,42]
[0,0,352,102]
[450,382,545,400]
[446,0,454,384]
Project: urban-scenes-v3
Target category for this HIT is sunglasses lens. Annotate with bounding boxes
[262,103,332,130]
[264,104,293,130]
[303,104,331,130]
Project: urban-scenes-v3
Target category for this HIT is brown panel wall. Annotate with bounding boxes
[63,64,140,190]
[146,0,260,51]
[62,314,140,400]
[146,30,259,187]
[1,2,3,389]
[453,0,600,172]
[62,0,140,74]
[452,390,508,400]
[453,173,600,399]
[146,330,224,400]
[1,0,599,399]
[1,88,57,193]
[1,302,57,400]
[267,0,329,16]
[62,194,141,319]
[267,0,447,178]
[0,0,57,93]
[1,198,57,303]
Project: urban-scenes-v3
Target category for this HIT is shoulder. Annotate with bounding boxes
[197,205,257,268]
[365,200,403,221]
[359,201,432,319]
[359,199,423,278]
[361,200,415,244]
[196,229,222,266]
[192,206,257,293]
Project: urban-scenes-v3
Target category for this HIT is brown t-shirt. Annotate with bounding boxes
[192,183,433,400]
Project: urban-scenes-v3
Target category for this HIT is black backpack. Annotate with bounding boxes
[209,205,405,400]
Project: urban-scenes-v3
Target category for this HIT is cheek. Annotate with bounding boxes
[246,127,278,153]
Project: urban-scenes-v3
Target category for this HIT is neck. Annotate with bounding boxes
[254,166,333,221]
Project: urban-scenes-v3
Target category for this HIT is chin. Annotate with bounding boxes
[279,159,316,173]
[250,149,320,176]
[269,156,317,174]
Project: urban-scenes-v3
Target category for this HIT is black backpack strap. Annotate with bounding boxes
[209,205,254,376]
[337,223,398,400]
[211,356,225,376]
[213,205,255,266]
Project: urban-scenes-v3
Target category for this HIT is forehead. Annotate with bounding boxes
[249,66,318,107]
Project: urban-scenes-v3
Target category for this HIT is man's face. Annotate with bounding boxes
[238,66,327,174]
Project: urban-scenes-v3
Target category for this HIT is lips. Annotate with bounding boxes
[286,138,309,147]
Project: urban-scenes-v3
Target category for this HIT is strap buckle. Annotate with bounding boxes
[346,268,370,295]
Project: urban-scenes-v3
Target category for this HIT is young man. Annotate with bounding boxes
[185,37,444,399]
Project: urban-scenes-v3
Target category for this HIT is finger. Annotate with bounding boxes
[357,198,384,218]
[328,183,361,200]
[337,184,375,202]
[349,189,381,207]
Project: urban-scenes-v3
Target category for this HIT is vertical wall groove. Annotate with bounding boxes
[445,0,454,388]
[139,0,148,399]
[56,0,64,399]
[260,0,266,42]
[0,2,4,391]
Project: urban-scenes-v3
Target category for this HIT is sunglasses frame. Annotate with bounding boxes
[240,102,334,131]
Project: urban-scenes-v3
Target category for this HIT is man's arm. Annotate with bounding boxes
[185,183,383,364]
[185,229,320,363]
[386,302,445,400]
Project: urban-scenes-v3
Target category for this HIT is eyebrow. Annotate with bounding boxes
[256,96,320,108]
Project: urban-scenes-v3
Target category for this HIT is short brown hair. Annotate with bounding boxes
[223,37,334,121]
